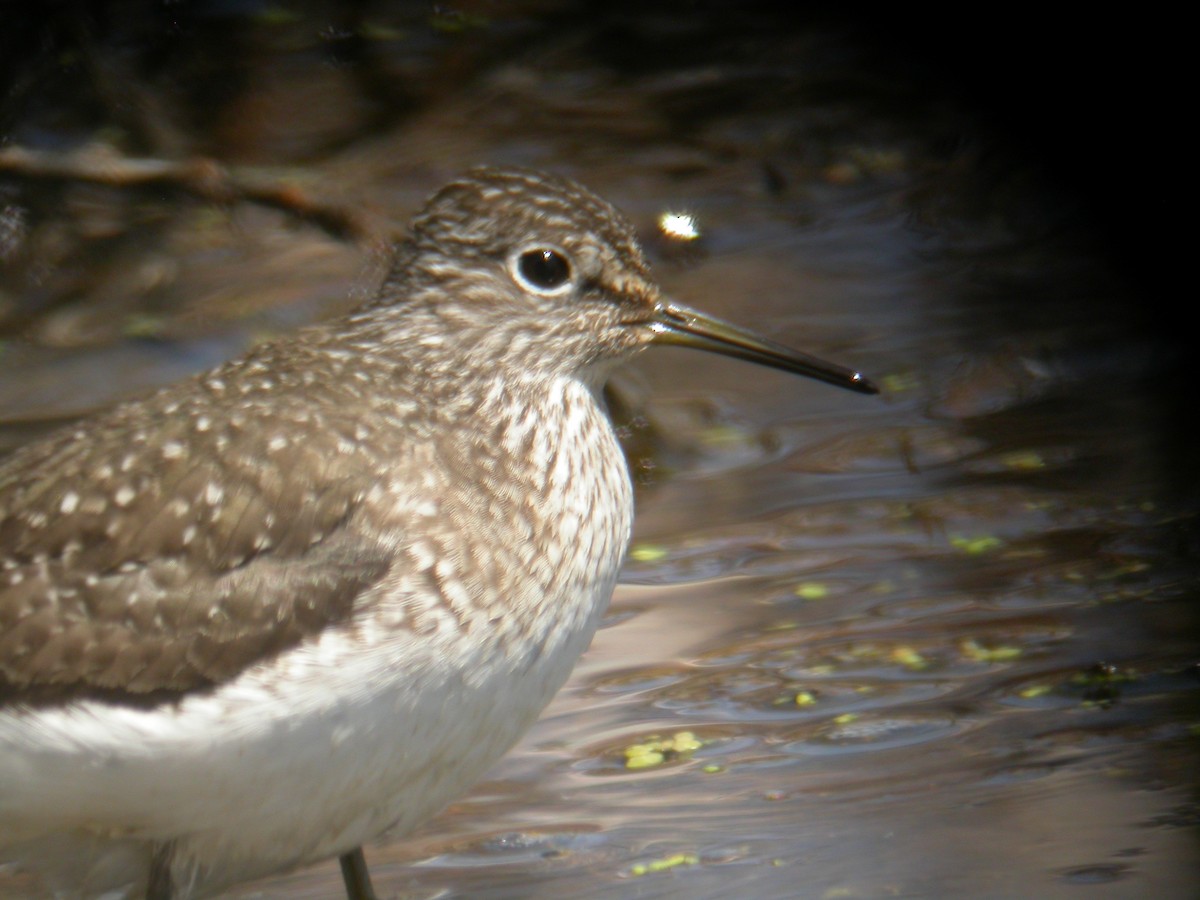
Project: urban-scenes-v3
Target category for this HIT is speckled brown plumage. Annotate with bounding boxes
[0,168,655,708]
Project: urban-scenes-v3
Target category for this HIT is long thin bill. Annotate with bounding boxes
[649,301,878,395]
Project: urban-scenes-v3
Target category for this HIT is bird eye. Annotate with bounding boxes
[512,247,573,294]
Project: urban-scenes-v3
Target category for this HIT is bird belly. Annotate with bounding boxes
[0,578,611,898]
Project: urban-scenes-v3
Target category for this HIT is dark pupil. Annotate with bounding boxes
[518,249,570,289]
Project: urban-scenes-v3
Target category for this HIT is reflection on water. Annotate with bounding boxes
[2,5,1195,899]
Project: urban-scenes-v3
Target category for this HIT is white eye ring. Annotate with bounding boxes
[508,246,575,295]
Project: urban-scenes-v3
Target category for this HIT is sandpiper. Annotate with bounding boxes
[0,167,876,899]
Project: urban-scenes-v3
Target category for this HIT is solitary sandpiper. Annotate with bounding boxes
[0,167,876,898]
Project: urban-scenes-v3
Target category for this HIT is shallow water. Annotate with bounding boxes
[2,6,1195,899]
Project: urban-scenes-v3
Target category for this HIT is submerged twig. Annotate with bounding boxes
[0,144,390,247]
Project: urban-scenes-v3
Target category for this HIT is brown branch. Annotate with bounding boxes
[0,145,392,247]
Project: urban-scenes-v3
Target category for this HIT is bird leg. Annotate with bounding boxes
[339,847,378,900]
[146,842,174,900]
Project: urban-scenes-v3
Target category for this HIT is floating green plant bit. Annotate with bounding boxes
[629,852,699,876]
[1071,662,1137,709]
[360,21,405,40]
[950,534,1005,555]
[629,543,669,563]
[793,690,818,707]
[123,313,167,339]
[890,645,929,670]
[700,423,751,446]
[960,639,1023,663]
[623,731,704,769]
[880,371,917,393]
[1001,449,1046,470]
[823,887,856,898]
[764,620,801,632]
[1018,684,1052,699]
[624,746,664,769]
[256,6,300,25]
[833,713,858,725]
[1098,560,1151,579]
[794,582,829,600]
